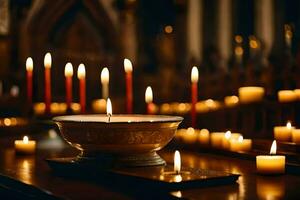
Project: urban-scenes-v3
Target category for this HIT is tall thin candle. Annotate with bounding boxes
[124,58,133,114]
[64,63,73,109]
[77,64,86,113]
[44,53,52,114]
[26,57,33,106]
[101,67,109,99]
[145,86,153,114]
[191,66,198,127]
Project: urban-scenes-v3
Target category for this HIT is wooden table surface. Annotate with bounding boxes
[0,133,300,200]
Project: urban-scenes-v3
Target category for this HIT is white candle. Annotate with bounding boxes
[238,87,265,104]
[198,129,210,145]
[15,136,36,154]
[229,136,252,152]
[278,90,297,103]
[222,131,241,149]
[292,129,300,144]
[182,127,198,144]
[256,140,285,174]
[274,122,294,142]
[210,132,225,149]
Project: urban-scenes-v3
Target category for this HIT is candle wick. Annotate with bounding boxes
[108,114,111,123]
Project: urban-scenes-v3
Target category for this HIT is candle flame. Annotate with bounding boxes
[238,135,243,142]
[101,67,109,84]
[77,64,86,79]
[106,98,112,117]
[26,57,33,71]
[124,58,133,72]
[287,121,292,129]
[191,66,199,83]
[225,131,231,139]
[270,140,277,155]
[23,136,29,144]
[64,62,73,77]
[44,53,52,68]
[145,86,153,103]
[174,150,181,174]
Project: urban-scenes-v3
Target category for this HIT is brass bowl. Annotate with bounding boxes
[53,114,183,167]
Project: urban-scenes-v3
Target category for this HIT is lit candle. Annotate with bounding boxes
[191,66,198,127]
[26,57,33,106]
[145,86,154,114]
[278,90,297,103]
[238,87,265,104]
[44,53,52,113]
[182,127,198,144]
[224,95,239,107]
[15,136,36,154]
[229,136,252,152]
[64,63,73,109]
[77,64,86,113]
[274,121,294,142]
[174,150,181,174]
[124,58,133,114]
[292,129,300,144]
[210,132,225,149]
[256,140,285,174]
[222,131,241,149]
[101,67,109,100]
[197,129,210,145]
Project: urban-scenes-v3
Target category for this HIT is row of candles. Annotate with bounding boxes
[175,128,286,174]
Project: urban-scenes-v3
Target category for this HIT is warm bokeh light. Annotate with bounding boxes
[145,86,153,103]
[77,64,86,79]
[26,57,33,71]
[270,140,277,155]
[64,62,73,77]
[101,67,109,84]
[225,131,231,139]
[174,150,181,174]
[191,66,199,83]
[44,52,52,68]
[235,35,243,43]
[164,25,173,34]
[106,98,112,116]
[124,58,133,73]
[23,136,29,144]
[235,46,243,56]
[238,136,243,142]
[287,121,292,129]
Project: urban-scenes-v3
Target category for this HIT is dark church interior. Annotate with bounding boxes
[1,0,300,199]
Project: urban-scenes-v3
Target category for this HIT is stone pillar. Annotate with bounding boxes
[255,0,274,56]
[186,0,203,64]
[217,0,232,70]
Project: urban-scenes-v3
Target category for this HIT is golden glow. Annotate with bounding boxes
[26,57,33,71]
[164,25,173,34]
[77,64,86,79]
[145,86,153,103]
[287,121,292,129]
[170,191,182,198]
[191,66,199,83]
[225,131,231,140]
[124,58,133,73]
[64,62,73,77]
[174,150,181,174]
[4,118,11,126]
[238,135,243,142]
[44,52,52,68]
[285,24,293,39]
[106,98,112,116]
[101,67,109,84]
[235,46,243,56]
[23,136,29,144]
[235,35,243,43]
[249,40,258,49]
[270,140,277,155]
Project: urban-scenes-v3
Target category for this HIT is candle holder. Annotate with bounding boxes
[53,114,183,167]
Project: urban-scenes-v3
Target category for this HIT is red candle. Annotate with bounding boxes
[124,58,133,114]
[77,64,86,113]
[44,53,52,114]
[191,66,199,127]
[26,57,33,106]
[145,86,153,114]
[64,63,73,109]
